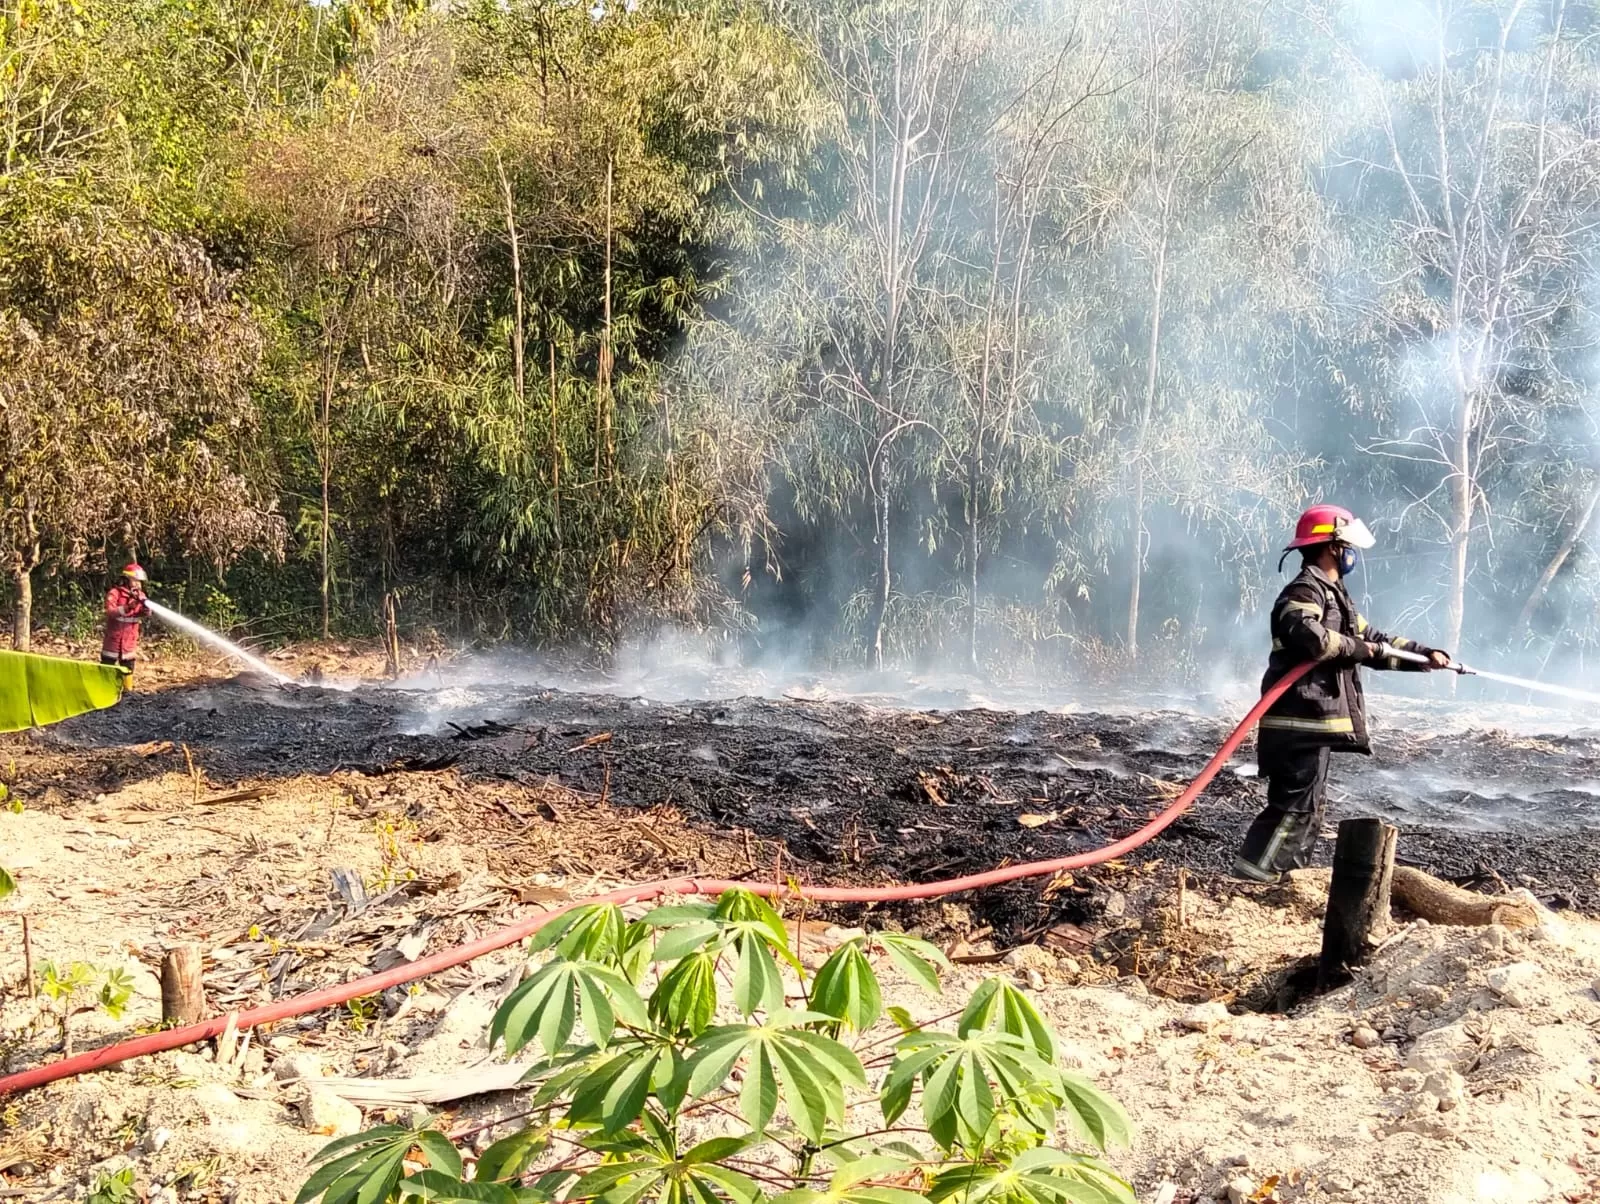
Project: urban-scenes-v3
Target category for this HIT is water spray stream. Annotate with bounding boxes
[142,599,293,686]
[1463,669,1600,708]
[1378,643,1600,708]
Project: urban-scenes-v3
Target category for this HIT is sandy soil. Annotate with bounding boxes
[1,645,1598,1203]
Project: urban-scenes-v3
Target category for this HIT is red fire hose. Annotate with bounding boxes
[0,664,1311,1097]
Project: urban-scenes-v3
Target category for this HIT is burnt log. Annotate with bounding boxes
[1318,818,1397,988]
[1391,866,1538,929]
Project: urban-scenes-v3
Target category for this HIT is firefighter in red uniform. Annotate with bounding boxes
[1232,506,1452,883]
[102,564,150,674]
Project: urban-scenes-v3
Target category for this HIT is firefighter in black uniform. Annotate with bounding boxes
[1232,504,1452,883]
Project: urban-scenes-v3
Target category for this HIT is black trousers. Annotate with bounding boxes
[1233,746,1331,881]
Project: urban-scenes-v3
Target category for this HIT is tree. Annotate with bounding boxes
[1058,0,1318,659]
[0,192,284,648]
[929,22,1125,672]
[1315,0,1600,659]
[775,0,984,670]
[0,0,300,647]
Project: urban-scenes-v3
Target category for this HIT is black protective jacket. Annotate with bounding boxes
[1258,564,1437,763]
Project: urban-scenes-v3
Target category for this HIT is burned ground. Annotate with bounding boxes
[7,657,1600,1204]
[27,674,1600,937]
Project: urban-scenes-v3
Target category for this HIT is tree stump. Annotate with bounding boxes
[160,944,205,1025]
[1318,818,1397,988]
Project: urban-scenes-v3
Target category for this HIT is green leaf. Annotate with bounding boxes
[782,1028,868,1087]
[649,949,718,1036]
[568,1043,663,1133]
[520,1048,601,1105]
[929,1148,1135,1204]
[413,1132,463,1180]
[875,934,949,995]
[526,1171,577,1200]
[400,1171,518,1203]
[1057,1072,1132,1152]
[811,942,882,1032]
[885,1029,1059,1151]
[684,1025,751,1099]
[885,1007,919,1034]
[771,1156,925,1204]
[575,965,617,1048]
[526,910,587,954]
[714,889,789,950]
[689,1165,765,1204]
[0,650,126,734]
[652,1043,691,1114]
[296,1126,414,1204]
[474,1128,547,1184]
[739,1041,780,1133]
[530,904,627,964]
[618,920,655,984]
[565,1124,760,1204]
[959,977,1058,1061]
[639,902,718,927]
[732,933,783,1016]
[651,921,722,964]
[0,867,15,901]
[303,1126,413,1169]
[684,1016,860,1142]
[492,961,647,1057]
[681,1136,755,1165]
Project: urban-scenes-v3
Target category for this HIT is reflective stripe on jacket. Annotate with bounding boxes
[1258,565,1434,762]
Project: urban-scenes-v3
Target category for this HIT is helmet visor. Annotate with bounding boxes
[1338,517,1376,550]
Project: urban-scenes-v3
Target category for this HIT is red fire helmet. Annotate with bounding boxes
[121,563,148,582]
[1285,504,1375,551]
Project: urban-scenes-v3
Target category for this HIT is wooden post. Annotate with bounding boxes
[161,944,206,1025]
[383,593,401,680]
[1319,818,1397,988]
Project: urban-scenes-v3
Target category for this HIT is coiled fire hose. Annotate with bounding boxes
[0,663,1315,1097]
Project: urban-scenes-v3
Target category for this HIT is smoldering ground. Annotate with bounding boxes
[41,666,1600,937]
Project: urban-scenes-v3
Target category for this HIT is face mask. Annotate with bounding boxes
[1337,545,1359,578]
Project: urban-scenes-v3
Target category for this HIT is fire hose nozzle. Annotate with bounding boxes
[1376,643,1473,674]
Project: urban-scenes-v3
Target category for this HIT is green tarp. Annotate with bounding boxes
[0,649,127,734]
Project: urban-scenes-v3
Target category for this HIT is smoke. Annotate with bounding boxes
[394,626,1250,717]
[595,0,1600,719]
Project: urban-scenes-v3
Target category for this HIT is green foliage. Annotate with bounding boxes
[296,1124,460,1204]
[492,959,649,1057]
[86,1168,138,1204]
[297,890,1133,1204]
[10,0,1599,669]
[346,994,381,1034]
[38,960,134,1020]
[96,967,135,1021]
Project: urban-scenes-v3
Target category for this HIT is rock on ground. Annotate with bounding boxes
[299,1086,364,1138]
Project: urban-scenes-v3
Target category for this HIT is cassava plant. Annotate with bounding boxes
[295,890,1134,1204]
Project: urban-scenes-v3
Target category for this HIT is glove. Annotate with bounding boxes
[1424,648,1452,669]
